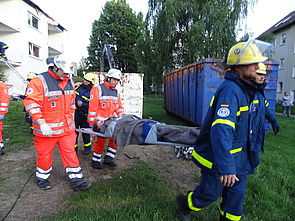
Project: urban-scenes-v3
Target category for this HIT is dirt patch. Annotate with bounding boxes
[0,141,201,221]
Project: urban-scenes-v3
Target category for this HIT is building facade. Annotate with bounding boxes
[0,0,65,95]
[267,11,295,102]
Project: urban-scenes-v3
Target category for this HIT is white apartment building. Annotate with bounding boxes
[0,0,66,95]
[267,10,295,102]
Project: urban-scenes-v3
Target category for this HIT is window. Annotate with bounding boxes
[273,38,277,48]
[29,42,40,58]
[293,66,295,78]
[277,82,283,92]
[279,58,285,69]
[281,33,286,45]
[28,12,39,29]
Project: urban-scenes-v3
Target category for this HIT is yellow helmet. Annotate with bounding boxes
[84,73,97,84]
[227,41,268,65]
[27,72,36,80]
[257,63,266,75]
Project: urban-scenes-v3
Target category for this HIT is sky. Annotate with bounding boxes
[33,0,295,64]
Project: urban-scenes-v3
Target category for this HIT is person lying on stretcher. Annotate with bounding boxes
[90,115,200,147]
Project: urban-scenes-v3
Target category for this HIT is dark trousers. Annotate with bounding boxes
[75,113,91,149]
[189,170,247,220]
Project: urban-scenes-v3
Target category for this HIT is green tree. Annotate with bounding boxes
[135,0,257,91]
[87,0,144,73]
[77,56,89,77]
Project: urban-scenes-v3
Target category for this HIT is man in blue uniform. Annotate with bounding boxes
[0,42,8,61]
[74,73,97,155]
[176,40,272,221]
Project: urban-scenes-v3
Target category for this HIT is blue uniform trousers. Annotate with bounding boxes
[190,170,247,221]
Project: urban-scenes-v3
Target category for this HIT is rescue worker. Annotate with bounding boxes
[74,73,97,155]
[24,54,91,191]
[0,81,9,155]
[252,63,280,135]
[0,42,8,61]
[175,40,270,221]
[88,68,124,169]
[20,73,37,136]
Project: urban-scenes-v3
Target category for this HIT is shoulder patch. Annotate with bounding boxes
[217,107,230,117]
[27,88,34,95]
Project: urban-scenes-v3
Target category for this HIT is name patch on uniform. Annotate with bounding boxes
[217,107,230,117]
[48,96,59,100]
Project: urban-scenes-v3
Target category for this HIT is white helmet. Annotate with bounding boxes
[53,54,77,75]
[106,68,122,80]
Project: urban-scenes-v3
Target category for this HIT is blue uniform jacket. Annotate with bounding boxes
[192,71,266,176]
[75,84,91,118]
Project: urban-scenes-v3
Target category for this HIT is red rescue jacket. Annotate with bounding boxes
[0,82,9,116]
[88,81,124,125]
[24,68,76,137]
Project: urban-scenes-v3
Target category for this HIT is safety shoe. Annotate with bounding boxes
[103,160,118,167]
[91,161,103,169]
[0,147,5,155]
[73,181,91,192]
[37,179,52,190]
[175,193,191,221]
[83,148,91,155]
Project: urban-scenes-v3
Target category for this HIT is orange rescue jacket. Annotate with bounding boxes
[24,69,76,137]
[0,82,9,116]
[88,81,124,125]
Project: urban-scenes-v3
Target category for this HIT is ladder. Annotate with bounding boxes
[0,57,27,84]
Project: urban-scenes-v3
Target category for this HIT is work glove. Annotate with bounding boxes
[271,120,280,135]
[0,115,4,120]
[40,124,52,137]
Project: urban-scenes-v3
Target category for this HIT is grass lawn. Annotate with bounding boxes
[2,99,295,221]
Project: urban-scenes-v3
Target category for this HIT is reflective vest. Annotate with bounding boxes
[88,81,124,125]
[24,69,76,137]
[192,71,265,175]
[0,82,9,116]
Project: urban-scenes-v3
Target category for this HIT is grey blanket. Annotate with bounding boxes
[111,115,200,147]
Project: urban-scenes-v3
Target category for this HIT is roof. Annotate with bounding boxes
[23,0,66,31]
[267,11,295,33]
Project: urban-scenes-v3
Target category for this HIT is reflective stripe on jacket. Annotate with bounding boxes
[0,82,9,116]
[24,68,76,137]
[88,81,124,125]
[192,71,265,176]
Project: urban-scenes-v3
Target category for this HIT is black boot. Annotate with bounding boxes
[83,146,91,155]
[103,155,118,167]
[0,142,5,155]
[220,214,227,221]
[175,193,191,221]
[92,160,103,169]
[36,179,52,190]
[71,178,91,191]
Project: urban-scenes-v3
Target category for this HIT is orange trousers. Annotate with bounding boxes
[93,137,118,154]
[34,131,80,170]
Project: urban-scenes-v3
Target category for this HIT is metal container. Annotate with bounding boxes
[163,59,279,132]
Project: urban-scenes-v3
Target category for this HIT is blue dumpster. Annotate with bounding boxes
[163,59,279,132]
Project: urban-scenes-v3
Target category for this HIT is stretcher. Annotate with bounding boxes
[76,115,200,158]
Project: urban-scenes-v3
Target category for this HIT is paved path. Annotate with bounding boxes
[275,112,295,117]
